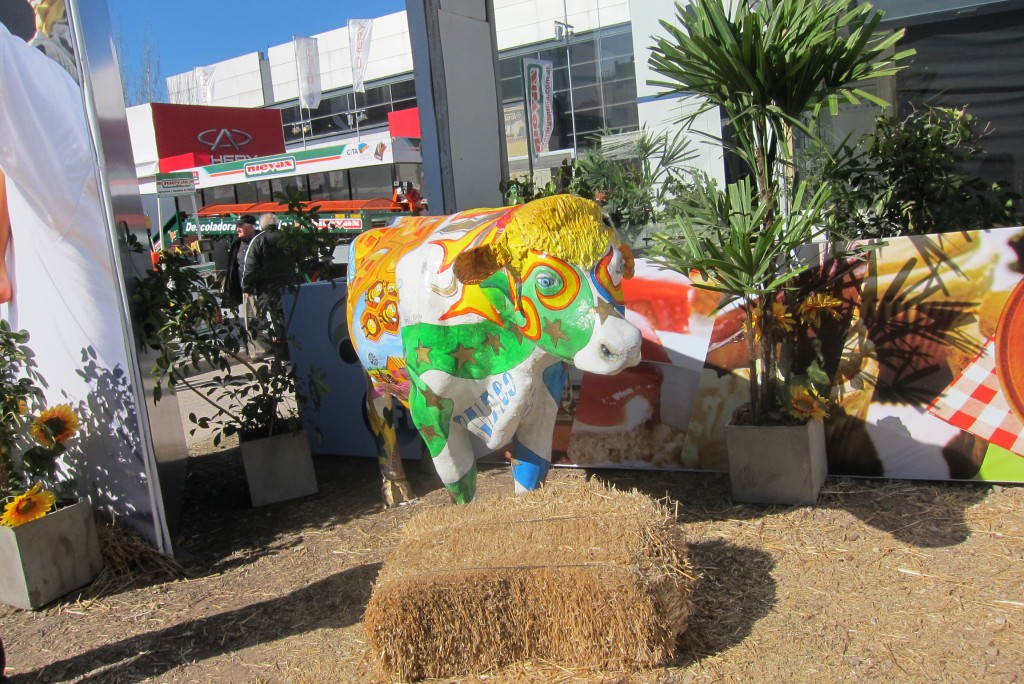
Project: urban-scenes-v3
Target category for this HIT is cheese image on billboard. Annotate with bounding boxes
[566,260,717,470]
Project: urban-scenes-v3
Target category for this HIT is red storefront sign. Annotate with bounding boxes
[150,103,285,172]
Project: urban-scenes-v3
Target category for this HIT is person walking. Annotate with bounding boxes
[241,213,299,359]
[223,214,260,356]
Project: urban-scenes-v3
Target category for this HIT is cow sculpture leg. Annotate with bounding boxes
[365,388,414,507]
[509,361,565,493]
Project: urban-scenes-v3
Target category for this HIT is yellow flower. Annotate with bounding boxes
[17,399,28,415]
[1,483,56,527]
[799,293,844,327]
[771,301,796,334]
[30,403,79,448]
[788,386,829,422]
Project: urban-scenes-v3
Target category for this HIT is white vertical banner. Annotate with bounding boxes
[348,18,373,93]
[194,65,216,104]
[522,58,554,161]
[293,35,321,109]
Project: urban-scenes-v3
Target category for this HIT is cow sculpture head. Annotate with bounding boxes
[451,195,642,374]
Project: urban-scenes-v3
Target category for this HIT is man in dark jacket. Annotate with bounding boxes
[242,213,299,358]
[223,214,258,305]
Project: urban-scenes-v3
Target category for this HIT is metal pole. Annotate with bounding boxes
[562,1,577,157]
[156,200,164,252]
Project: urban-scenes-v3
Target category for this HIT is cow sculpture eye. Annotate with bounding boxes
[535,270,563,295]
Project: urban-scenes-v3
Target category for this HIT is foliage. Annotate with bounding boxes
[566,127,697,244]
[803,106,1021,238]
[0,323,79,522]
[136,191,337,445]
[500,173,561,205]
[647,0,909,425]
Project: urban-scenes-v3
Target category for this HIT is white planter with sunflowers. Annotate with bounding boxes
[2,323,103,608]
[0,495,103,610]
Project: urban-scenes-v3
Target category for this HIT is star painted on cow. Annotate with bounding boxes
[508,321,525,344]
[483,332,504,355]
[415,341,432,365]
[450,343,478,370]
[419,425,440,443]
[543,318,570,346]
[592,299,623,324]
[420,385,446,410]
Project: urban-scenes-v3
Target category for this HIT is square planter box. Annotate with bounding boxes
[241,430,318,507]
[0,500,104,610]
[725,419,827,506]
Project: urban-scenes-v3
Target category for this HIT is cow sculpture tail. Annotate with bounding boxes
[365,384,414,507]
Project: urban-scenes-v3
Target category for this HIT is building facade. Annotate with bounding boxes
[150,0,1024,217]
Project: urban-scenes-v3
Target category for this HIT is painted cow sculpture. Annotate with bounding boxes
[346,195,642,505]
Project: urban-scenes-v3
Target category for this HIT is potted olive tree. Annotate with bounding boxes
[647,0,911,504]
[137,192,338,507]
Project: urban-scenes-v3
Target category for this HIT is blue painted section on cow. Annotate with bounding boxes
[542,361,567,404]
[511,438,549,490]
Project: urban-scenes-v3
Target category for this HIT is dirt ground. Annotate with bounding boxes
[1,432,1023,683]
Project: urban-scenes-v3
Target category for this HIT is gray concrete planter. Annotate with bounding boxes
[724,419,827,506]
[240,430,318,507]
[0,500,104,610]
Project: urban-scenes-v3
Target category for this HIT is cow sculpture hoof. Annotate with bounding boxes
[382,479,415,508]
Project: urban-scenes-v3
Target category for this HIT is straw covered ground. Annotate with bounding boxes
[1,434,1023,683]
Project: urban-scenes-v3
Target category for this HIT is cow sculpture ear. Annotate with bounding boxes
[452,244,501,285]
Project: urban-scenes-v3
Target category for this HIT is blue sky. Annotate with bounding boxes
[107,0,406,95]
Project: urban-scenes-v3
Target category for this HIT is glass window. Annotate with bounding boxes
[201,185,235,206]
[235,182,259,204]
[602,78,638,108]
[390,79,417,105]
[568,38,597,65]
[499,57,522,80]
[323,170,351,201]
[271,175,309,202]
[350,165,394,200]
[279,105,301,124]
[599,31,633,59]
[501,76,523,102]
[603,104,639,132]
[571,84,602,110]
[600,54,634,81]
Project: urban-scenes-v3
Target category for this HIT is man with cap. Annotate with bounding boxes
[223,214,261,356]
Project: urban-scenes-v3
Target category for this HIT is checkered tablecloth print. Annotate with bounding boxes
[928,340,1024,456]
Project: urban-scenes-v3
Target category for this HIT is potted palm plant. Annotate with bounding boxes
[647,0,911,504]
[0,322,103,609]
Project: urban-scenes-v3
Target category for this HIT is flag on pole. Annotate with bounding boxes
[194,65,216,105]
[293,36,322,109]
[522,58,554,162]
[348,19,373,93]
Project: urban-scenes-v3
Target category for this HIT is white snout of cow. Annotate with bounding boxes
[573,315,642,375]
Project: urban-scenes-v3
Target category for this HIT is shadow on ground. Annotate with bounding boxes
[9,562,381,684]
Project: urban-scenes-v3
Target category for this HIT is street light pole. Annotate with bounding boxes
[555,15,577,157]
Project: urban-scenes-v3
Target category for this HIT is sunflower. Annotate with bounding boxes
[30,403,79,448]
[1,482,56,527]
[798,293,844,328]
[770,300,796,335]
[788,386,829,422]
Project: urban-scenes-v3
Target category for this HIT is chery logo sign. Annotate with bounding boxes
[197,128,254,151]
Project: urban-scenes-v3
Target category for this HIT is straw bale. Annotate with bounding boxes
[364,479,695,682]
